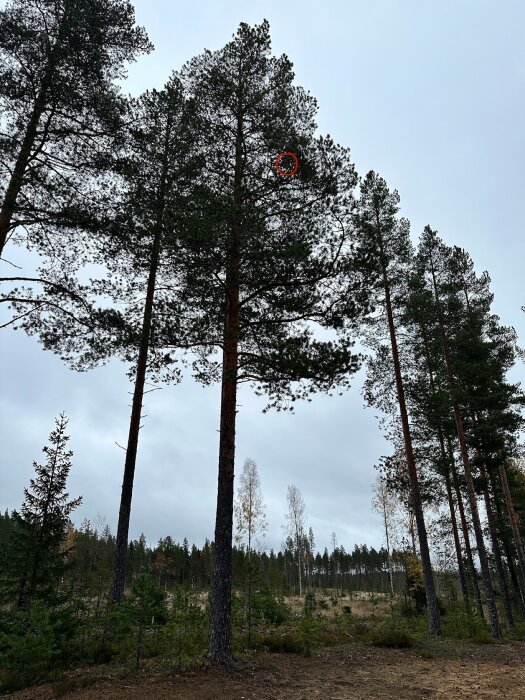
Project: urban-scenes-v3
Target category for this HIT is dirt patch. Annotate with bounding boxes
[6,642,525,700]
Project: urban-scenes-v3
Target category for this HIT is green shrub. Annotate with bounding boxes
[346,618,372,641]
[442,602,491,642]
[0,602,56,691]
[471,627,492,644]
[163,586,207,670]
[399,600,417,617]
[253,631,302,654]
[113,574,168,669]
[510,622,525,641]
[370,622,414,648]
[300,592,319,657]
[252,588,290,626]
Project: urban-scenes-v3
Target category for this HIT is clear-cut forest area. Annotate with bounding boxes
[1,1,525,698]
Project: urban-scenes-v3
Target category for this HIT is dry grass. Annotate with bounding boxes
[282,589,393,618]
[143,588,393,619]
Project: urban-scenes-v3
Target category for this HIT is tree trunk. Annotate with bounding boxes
[382,498,395,596]
[429,260,501,638]
[489,468,525,622]
[447,437,484,619]
[208,110,243,664]
[111,226,164,604]
[444,470,470,607]
[419,326,469,608]
[478,463,514,630]
[377,236,441,634]
[499,460,525,586]
[208,287,239,661]
[0,87,50,256]
[0,9,68,258]
[247,531,252,644]
[297,541,303,597]
[110,237,161,604]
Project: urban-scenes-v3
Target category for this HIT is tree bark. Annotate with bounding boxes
[208,109,243,664]
[208,268,239,661]
[377,232,441,634]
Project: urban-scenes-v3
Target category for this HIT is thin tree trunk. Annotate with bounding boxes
[497,503,525,623]
[208,110,243,664]
[448,438,484,620]
[419,326,469,608]
[504,539,525,622]
[382,498,395,596]
[478,463,514,630]
[136,621,143,670]
[110,115,172,602]
[377,233,441,634]
[297,537,303,596]
[429,259,501,638]
[111,232,161,605]
[489,468,525,622]
[247,530,252,644]
[444,470,470,607]
[499,460,525,585]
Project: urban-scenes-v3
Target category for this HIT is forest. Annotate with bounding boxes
[1,1,525,698]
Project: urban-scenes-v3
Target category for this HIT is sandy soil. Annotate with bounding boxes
[6,642,525,700]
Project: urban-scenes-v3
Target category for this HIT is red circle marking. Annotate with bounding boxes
[275,151,299,177]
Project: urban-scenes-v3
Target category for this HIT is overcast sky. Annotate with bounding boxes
[1,0,524,554]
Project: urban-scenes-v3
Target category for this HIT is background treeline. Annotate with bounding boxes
[0,510,412,595]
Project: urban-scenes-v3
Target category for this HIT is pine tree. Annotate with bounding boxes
[179,21,369,661]
[1,413,81,608]
[11,76,204,605]
[0,0,151,258]
[401,265,474,612]
[415,227,502,638]
[114,574,168,670]
[106,76,201,605]
[354,171,441,634]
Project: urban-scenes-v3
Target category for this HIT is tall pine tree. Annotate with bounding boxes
[179,21,369,661]
[354,171,441,634]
